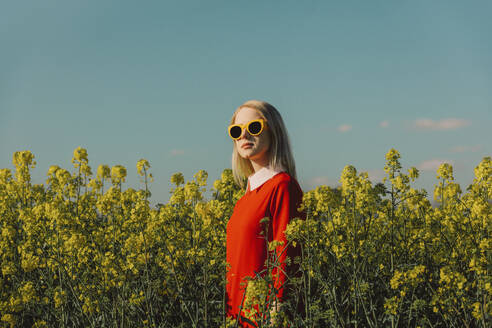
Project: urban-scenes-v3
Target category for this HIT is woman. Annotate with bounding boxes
[225,100,305,327]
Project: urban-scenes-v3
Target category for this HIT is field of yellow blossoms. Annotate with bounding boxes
[0,147,490,327]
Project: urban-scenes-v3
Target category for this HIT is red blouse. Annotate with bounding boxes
[225,171,305,326]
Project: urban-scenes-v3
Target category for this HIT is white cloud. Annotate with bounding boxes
[338,124,352,132]
[306,176,339,188]
[365,169,386,182]
[449,145,482,153]
[379,120,389,128]
[413,118,471,130]
[170,149,185,156]
[417,159,454,171]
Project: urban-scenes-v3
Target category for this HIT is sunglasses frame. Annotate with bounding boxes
[228,119,266,140]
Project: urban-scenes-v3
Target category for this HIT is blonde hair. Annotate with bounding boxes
[230,100,297,188]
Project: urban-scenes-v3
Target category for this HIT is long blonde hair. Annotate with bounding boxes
[230,100,297,188]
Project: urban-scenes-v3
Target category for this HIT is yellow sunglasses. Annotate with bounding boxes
[228,119,266,140]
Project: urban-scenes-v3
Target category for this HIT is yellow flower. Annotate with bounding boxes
[268,239,285,252]
[408,167,419,180]
[72,146,88,163]
[97,164,111,180]
[1,314,16,328]
[243,278,269,318]
[33,320,48,328]
[384,296,399,315]
[436,163,454,181]
[129,291,145,306]
[407,265,426,281]
[194,169,208,187]
[111,165,127,184]
[473,156,491,182]
[471,302,482,320]
[55,168,71,185]
[0,147,490,325]
[184,181,202,201]
[54,289,66,309]
[21,252,40,272]
[384,148,402,175]
[12,150,35,168]
[47,165,60,177]
[19,281,36,304]
[340,165,361,196]
[390,270,403,289]
[12,150,36,183]
[137,159,150,176]
[170,172,185,186]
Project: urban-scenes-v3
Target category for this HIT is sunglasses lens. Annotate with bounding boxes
[248,121,262,135]
[230,126,242,139]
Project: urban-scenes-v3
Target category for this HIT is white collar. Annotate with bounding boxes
[248,165,285,191]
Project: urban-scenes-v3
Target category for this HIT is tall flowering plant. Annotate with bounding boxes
[0,148,489,327]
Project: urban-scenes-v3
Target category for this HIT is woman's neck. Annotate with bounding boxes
[250,157,270,173]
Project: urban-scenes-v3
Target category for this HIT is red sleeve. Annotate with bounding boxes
[268,179,304,303]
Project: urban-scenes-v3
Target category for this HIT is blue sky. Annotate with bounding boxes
[1,0,491,205]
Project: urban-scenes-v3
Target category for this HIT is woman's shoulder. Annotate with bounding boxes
[272,172,293,183]
[270,172,302,192]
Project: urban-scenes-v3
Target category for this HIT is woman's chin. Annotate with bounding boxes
[239,150,254,159]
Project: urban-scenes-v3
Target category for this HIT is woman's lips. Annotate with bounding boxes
[242,143,253,149]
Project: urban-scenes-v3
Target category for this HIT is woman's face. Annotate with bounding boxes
[234,107,271,164]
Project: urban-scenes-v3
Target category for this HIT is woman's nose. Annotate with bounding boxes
[239,127,251,140]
